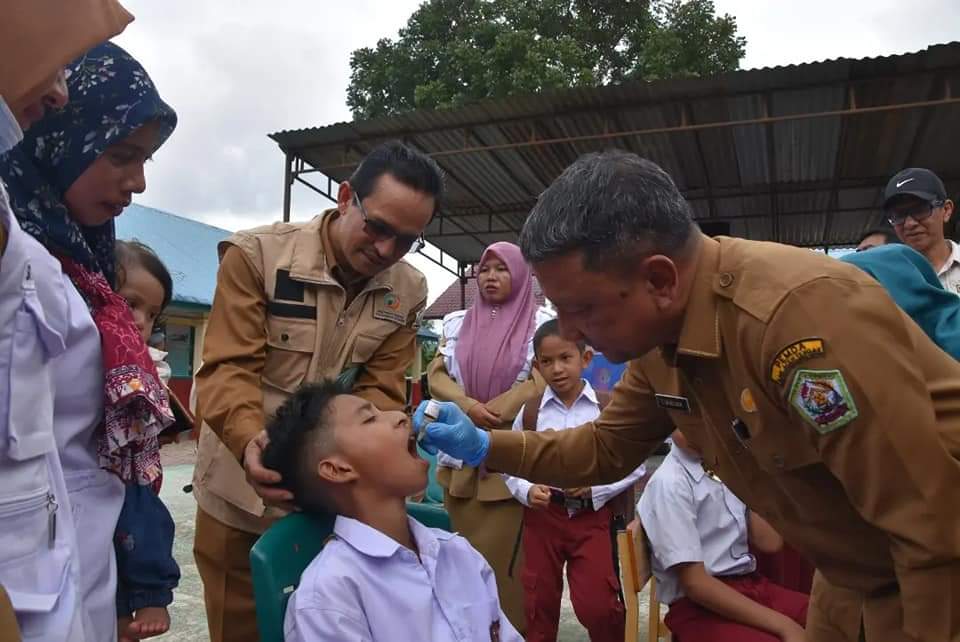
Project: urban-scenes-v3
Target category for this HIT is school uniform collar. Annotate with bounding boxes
[333,514,456,559]
[541,379,598,409]
[937,240,960,277]
[668,234,723,363]
[670,444,706,483]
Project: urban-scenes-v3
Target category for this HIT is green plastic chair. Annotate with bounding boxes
[418,445,445,504]
[250,501,452,642]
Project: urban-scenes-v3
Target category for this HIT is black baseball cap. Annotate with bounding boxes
[883,168,947,208]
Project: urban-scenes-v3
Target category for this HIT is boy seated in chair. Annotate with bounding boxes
[262,380,522,642]
[637,429,809,642]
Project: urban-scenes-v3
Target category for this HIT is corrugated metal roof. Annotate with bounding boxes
[115,204,230,307]
[271,43,960,260]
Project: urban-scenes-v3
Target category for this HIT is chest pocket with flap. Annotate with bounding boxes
[263,315,316,393]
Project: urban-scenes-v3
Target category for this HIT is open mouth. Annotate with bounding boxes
[407,432,419,457]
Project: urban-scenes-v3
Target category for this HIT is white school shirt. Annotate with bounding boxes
[936,240,960,295]
[436,305,555,469]
[637,445,755,605]
[503,381,646,512]
[284,515,523,642]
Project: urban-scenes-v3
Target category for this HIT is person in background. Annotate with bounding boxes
[0,4,133,641]
[884,167,959,293]
[427,241,554,631]
[193,141,437,642]
[639,430,808,642]
[504,319,645,642]
[262,381,523,642]
[854,227,898,253]
[842,243,960,360]
[0,41,177,642]
[112,239,180,641]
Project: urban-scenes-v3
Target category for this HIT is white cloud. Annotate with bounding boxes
[113,0,955,300]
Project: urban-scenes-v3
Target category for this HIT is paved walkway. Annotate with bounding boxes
[155,442,653,640]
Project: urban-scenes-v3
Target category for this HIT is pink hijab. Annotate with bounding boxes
[456,242,538,403]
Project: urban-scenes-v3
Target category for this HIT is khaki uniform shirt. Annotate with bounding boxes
[193,209,427,533]
[488,235,960,641]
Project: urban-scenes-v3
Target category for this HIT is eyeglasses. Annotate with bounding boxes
[886,200,945,226]
[353,193,424,253]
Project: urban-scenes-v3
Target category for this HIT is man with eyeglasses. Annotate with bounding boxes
[191,141,442,642]
[884,167,960,294]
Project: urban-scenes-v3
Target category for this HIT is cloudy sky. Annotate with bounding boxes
[114,0,959,300]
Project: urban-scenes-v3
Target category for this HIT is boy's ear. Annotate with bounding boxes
[581,347,593,368]
[317,454,358,485]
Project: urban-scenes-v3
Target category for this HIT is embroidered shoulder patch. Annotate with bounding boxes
[788,369,858,433]
[770,338,824,384]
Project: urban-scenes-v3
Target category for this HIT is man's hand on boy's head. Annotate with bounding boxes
[528,484,551,509]
[412,400,490,467]
[243,430,298,511]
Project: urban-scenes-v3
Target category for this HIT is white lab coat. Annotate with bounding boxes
[0,97,122,642]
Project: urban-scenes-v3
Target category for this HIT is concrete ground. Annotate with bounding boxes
[155,441,655,641]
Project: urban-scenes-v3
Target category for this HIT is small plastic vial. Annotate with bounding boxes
[418,400,442,443]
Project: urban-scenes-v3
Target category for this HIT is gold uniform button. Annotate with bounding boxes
[719,272,735,288]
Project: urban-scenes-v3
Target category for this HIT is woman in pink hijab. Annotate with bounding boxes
[427,241,555,632]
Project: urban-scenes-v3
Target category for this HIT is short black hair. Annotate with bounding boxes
[261,380,346,515]
[349,141,445,215]
[857,227,899,247]
[519,151,696,271]
[533,319,586,357]
[115,239,174,310]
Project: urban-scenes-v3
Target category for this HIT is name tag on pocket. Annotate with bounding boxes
[655,394,691,413]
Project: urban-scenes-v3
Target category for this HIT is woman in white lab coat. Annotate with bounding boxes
[0,40,176,642]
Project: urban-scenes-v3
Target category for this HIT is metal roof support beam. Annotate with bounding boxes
[414,244,460,278]
[282,152,293,223]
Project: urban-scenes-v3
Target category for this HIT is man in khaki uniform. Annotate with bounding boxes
[418,151,960,642]
[192,141,442,642]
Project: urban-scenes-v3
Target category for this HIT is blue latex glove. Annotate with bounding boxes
[412,400,490,467]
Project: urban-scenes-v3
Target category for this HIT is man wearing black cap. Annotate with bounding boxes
[884,167,959,294]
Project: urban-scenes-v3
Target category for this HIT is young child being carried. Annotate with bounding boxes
[637,429,809,642]
[503,320,647,642]
[262,380,523,642]
[113,240,180,641]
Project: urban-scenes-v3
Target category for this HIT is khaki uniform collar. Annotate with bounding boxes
[671,233,723,361]
[288,208,394,292]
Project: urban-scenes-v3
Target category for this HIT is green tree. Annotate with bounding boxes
[347,0,746,120]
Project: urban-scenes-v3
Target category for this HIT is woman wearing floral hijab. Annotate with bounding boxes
[0,41,176,642]
[427,241,555,631]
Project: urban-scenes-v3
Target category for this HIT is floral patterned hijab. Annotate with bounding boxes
[0,42,177,488]
[0,41,176,285]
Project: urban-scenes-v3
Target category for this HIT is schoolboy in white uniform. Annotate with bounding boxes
[261,380,522,642]
[638,430,809,642]
[503,320,646,641]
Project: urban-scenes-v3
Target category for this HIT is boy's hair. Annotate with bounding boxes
[115,239,174,311]
[533,319,586,357]
[261,380,346,514]
[856,227,899,247]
